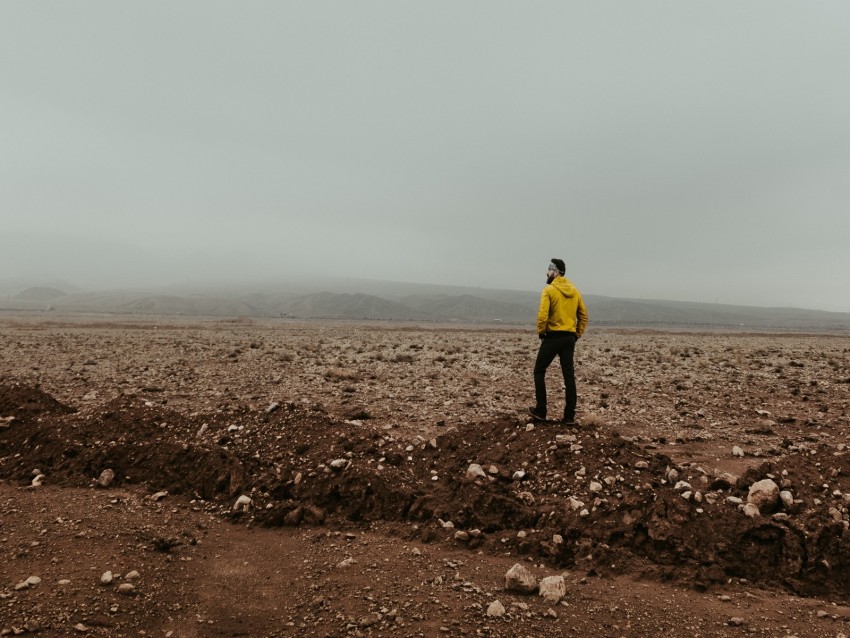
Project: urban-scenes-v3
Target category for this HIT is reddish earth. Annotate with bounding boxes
[1,316,850,637]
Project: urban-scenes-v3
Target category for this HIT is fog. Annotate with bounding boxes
[2,2,849,311]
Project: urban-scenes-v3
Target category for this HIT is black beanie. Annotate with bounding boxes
[551,258,565,275]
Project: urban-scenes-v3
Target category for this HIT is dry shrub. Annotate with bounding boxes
[581,412,605,428]
[324,367,360,382]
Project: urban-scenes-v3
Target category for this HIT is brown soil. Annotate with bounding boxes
[1,316,850,637]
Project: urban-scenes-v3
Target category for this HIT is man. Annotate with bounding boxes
[528,258,589,425]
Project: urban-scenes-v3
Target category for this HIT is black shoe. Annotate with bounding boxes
[527,407,547,421]
[561,417,582,427]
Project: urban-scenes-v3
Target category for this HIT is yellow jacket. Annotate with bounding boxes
[537,276,589,337]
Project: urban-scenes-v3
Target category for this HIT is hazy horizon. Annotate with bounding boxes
[3,2,849,312]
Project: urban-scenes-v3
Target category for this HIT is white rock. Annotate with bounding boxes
[454,530,470,542]
[266,402,280,414]
[526,424,535,432]
[505,563,538,594]
[589,481,603,493]
[732,446,745,457]
[117,583,135,595]
[635,460,649,469]
[150,491,168,501]
[742,503,761,518]
[100,571,114,585]
[747,479,780,513]
[32,474,45,487]
[233,495,252,512]
[486,600,506,617]
[337,557,357,568]
[329,459,348,470]
[125,570,140,581]
[96,469,115,488]
[569,497,585,511]
[780,490,794,509]
[466,464,487,480]
[513,470,526,481]
[538,575,566,604]
[674,481,692,491]
[25,575,41,587]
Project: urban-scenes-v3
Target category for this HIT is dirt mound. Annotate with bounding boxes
[0,383,76,423]
[0,393,251,499]
[4,383,850,599]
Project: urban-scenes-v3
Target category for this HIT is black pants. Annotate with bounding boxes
[533,333,577,420]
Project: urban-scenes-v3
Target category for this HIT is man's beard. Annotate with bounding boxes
[546,273,556,284]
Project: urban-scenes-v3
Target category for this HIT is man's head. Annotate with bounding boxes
[547,258,565,283]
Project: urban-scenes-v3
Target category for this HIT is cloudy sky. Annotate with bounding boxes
[2,2,849,311]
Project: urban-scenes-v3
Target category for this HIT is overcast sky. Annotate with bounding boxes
[2,2,849,311]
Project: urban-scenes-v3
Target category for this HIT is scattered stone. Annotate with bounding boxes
[100,571,114,585]
[233,495,252,512]
[486,600,506,617]
[337,557,357,568]
[329,459,348,470]
[569,497,585,511]
[505,563,538,594]
[538,575,566,604]
[266,402,280,414]
[25,575,41,587]
[466,464,487,480]
[732,446,745,458]
[125,570,140,581]
[747,479,780,513]
[31,474,45,487]
[728,617,745,626]
[454,530,470,542]
[150,491,168,502]
[117,583,135,595]
[96,469,115,488]
[742,503,760,518]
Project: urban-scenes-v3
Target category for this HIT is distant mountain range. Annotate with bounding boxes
[3,280,850,331]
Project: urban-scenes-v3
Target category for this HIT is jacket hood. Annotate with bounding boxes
[550,277,577,298]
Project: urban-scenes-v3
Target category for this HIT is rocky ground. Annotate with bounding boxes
[1,315,850,637]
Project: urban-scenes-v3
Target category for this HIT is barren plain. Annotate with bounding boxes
[2,315,850,637]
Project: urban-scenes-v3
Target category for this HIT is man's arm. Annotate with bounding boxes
[536,289,550,334]
[575,293,589,338]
